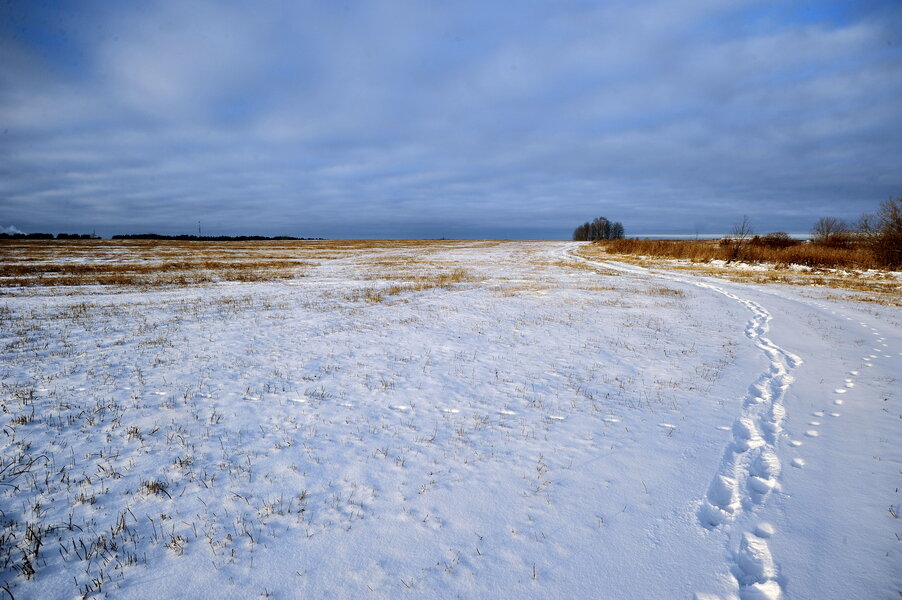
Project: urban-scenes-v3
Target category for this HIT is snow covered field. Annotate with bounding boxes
[0,241,899,599]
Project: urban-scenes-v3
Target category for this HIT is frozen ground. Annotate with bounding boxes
[0,241,898,599]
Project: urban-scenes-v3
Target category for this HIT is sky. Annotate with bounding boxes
[1,0,901,239]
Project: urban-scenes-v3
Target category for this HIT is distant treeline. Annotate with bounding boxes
[1,232,326,241]
[0,232,95,240]
[572,217,625,241]
[111,234,324,241]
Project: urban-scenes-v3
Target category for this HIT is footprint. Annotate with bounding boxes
[834,389,847,394]
[755,449,780,475]
[805,430,819,437]
[833,399,844,405]
[809,421,820,426]
[788,440,802,447]
[748,475,777,495]
[829,412,840,417]
[754,523,776,538]
[766,404,786,432]
[700,475,740,527]
[791,458,805,468]
[733,417,763,451]
[735,532,778,585]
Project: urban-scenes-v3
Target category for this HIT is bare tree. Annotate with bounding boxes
[811,217,849,244]
[859,196,902,268]
[730,215,754,243]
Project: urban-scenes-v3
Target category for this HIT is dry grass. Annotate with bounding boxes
[352,269,471,303]
[0,238,504,306]
[647,287,685,298]
[0,239,509,290]
[0,239,320,288]
[577,243,902,305]
[597,238,876,270]
[535,259,620,276]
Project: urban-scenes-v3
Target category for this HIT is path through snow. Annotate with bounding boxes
[569,244,900,600]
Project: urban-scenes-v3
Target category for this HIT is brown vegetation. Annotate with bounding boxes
[352,268,470,303]
[579,239,900,304]
[0,239,319,287]
[597,196,902,271]
[596,237,878,270]
[0,238,492,290]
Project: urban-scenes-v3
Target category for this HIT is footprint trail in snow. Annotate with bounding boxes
[567,247,801,600]
[691,282,801,600]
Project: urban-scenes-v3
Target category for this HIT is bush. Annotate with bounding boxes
[750,232,799,249]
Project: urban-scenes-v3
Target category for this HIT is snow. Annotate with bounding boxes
[0,241,899,599]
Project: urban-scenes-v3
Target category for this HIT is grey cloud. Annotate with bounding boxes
[1,0,900,237]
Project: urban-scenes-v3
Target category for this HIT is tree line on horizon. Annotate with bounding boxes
[0,232,97,240]
[572,217,625,241]
[110,234,322,241]
[0,232,324,241]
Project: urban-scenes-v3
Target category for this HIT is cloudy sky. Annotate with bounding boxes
[1,0,900,238]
